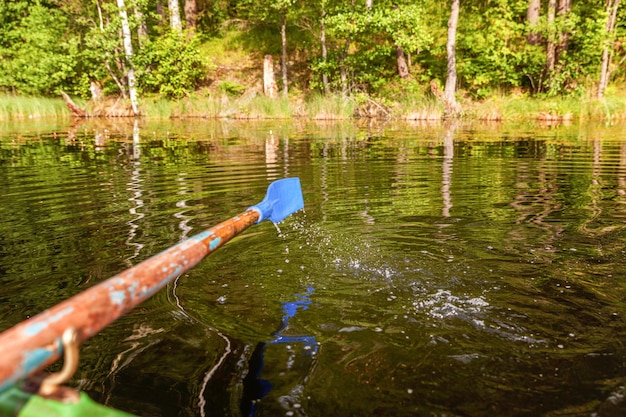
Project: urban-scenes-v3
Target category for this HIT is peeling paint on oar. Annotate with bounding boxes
[0,178,304,393]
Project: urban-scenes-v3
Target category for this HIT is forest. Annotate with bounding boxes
[0,0,624,119]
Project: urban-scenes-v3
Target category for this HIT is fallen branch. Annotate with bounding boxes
[60,91,87,118]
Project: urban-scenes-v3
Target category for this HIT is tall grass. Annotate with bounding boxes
[4,88,625,123]
[467,92,626,122]
[239,95,293,119]
[393,96,443,121]
[0,95,69,119]
[305,94,356,120]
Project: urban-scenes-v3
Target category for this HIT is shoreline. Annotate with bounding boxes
[2,92,626,123]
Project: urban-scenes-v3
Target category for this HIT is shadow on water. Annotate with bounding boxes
[240,286,317,417]
[2,119,626,416]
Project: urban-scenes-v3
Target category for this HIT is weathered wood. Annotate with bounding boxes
[396,45,409,79]
[0,209,261,393]
[263,55,279,98]
[60,91,87,118]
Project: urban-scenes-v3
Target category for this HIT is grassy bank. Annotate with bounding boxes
[2,91,626,123]
[0,96,69,120]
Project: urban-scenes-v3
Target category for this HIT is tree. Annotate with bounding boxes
[169,0,182,32]
[555,0,572,64]
[545,0,557,75]
[184,0,198,30]
[444,0,461,116]
[527,0,541,45]
[0,2,81,95]
[320,2,330,93]
[598,0,621,98]
[117,0,140,115]
[280,8,288,96]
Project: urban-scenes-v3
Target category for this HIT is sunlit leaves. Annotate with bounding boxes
[134,32,212,99]
[0,4,81,95]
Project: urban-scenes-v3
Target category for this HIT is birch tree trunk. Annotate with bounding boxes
[117,0,140,116]
[280,10,288,97]
[444,0,461,117]
[598,0,621,98]
[526,0,541,45]
[168,0,182,32]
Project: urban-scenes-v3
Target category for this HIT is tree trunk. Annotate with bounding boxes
[598,0,621,98]
[545,0,556,74]
[526,0,541,45]
[156,2,167,24]
[396,45,409,78]
[184,0,198,31]
[135,6,148,48]
[444,0,461,117]
[339,38,350,96]
[339,0,356,97]
[320,6,329,94]
[61,91,87,117]
[117,0,140,116]
[393,4,409,79]
[263,55,279,98]
[168,0,182,32]
[555,0,571,64]
[280,10,288,97]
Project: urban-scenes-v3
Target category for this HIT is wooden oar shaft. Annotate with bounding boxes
[0,209,260,393]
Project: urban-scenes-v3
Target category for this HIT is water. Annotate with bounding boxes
[1,120,626,416]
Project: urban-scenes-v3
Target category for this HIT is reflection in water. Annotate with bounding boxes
[132,120,140,160]
[441,125,454,217]
[3,122,626,416]
[265,131,278,181]
[125,165,144,266]
[241,287,317,417]
[174,173,192,241]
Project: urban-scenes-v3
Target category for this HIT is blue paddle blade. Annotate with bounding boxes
[249,178,304,224]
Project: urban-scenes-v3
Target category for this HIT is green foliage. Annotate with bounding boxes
[457,1,528,96]
[0,0,624,107]
[0,4,80,96]
[218,81,246,96]
[134,32,212,99]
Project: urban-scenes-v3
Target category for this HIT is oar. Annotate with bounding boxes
[0,177,304,393]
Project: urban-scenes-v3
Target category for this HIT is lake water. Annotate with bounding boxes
[1,119,626,416]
